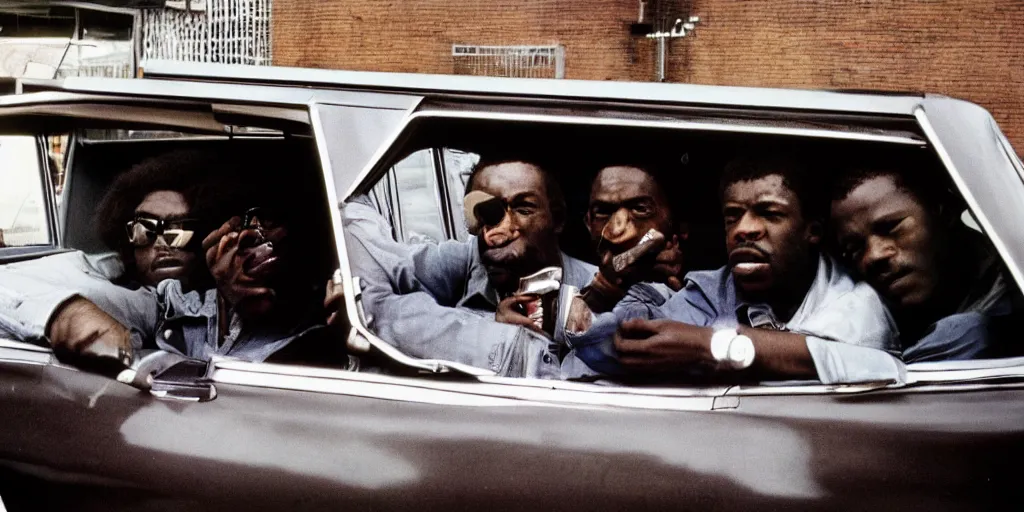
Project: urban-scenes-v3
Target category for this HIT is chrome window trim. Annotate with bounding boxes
[212,356,1024,408]
[211,359,720,411]
[0,338,53,366]
[413,110,927,143]
[36,134,61,248]
[0,91,203,109]
[914,106,1024,295]
[23,76,419,112]
[139,59,926,116]
[993,117,1024,188]
[57,133,77,243]
[308,100,480,376]
[0,339,52,354]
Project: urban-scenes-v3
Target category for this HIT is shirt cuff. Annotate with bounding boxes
[805,336,907,385]
[16,290,81,340]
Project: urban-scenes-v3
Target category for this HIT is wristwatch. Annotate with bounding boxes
[709,328,756,370]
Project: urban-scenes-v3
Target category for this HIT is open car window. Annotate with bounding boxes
[325,102,1024,397]
[0,91,341,365]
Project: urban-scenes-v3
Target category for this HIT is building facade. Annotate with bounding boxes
[271,0,1024,155]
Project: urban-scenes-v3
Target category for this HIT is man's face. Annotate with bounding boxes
[234,207,291,317]
[831,175,941,309]
[132,191,197,288]
[470,162,562,292]
[722,174,820,299]
[586,166,673,264]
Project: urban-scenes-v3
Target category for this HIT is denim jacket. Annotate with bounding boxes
[154,281,325,363]
[344,196,597,379]
[0,251,156,349]
[561,254,904,384]
[0,251,323,364]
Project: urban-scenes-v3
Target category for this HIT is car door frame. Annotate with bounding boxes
[0,131,63,264]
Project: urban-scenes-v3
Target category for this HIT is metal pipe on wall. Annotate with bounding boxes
[657,36,666,82]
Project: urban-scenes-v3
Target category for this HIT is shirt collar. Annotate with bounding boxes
[696,253,833,330]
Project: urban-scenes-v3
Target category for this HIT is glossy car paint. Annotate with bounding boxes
[1,355,1023,510]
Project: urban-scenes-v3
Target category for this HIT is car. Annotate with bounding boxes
[0,61,1023,510]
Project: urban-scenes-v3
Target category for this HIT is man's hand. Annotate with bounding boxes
[614,318,714,371]
[47,297,133,374]
[201,217,271,307]
[616,320,817,379]
[496,294,543,333]
[324,272,349,333]
[597,234,684,293]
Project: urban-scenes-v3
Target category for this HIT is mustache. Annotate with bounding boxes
[866,259,910,288]
[729,241,771,261]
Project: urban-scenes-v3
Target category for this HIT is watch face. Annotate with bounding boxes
[727,335,755,369]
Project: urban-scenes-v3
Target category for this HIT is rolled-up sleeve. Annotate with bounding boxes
[805,336,906,384]
[0,252,157,345]
[343,198,560,378]
[344,198,474,304]
[793,282,904,384]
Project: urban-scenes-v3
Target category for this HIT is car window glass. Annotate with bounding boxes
[0,136,49,248]
[390,149,444,244]
[442,148,479,241]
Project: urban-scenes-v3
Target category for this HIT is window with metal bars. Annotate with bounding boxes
[452,44,565,79]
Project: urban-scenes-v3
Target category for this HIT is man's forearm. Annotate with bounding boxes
[737,327,817,380]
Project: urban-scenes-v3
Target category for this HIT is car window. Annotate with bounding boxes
[342,112,1024,386]
[371,148,480,244]
[442,148,480,242]
[391,149,444,244]
[0,136,50,248]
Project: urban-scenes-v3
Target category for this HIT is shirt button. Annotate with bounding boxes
[542,354,553,364]
[163,329,173,340]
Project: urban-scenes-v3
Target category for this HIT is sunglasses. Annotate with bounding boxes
[125,216,198,248]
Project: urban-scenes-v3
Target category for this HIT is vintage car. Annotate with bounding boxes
[0,60,1023,510]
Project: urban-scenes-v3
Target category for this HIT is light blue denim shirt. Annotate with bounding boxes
[0,251,156,349]
[562,254,904,384]
[155,280,325,363]
[0,250,322,364]
[344,196,597,379]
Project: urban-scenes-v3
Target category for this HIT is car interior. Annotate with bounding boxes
[353,115,1024,376]
[365,117,953,278]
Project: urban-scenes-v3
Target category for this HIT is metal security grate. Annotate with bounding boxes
[452,45,564,79]
[57,45,135,78]
[142,0,272,65]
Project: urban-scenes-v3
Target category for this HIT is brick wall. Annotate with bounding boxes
[272,1,650,79]
[273,0,1024,154]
